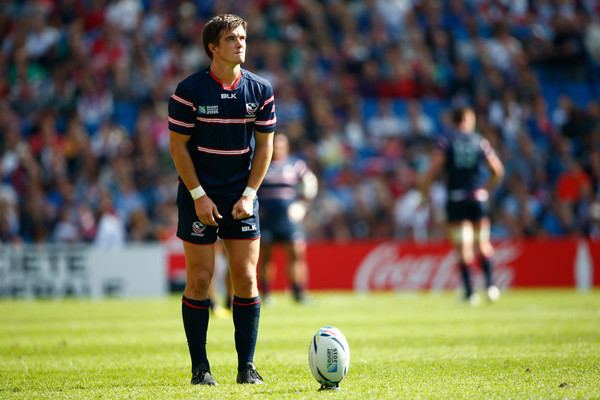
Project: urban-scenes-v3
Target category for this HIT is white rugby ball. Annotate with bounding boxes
[308,326,350,388]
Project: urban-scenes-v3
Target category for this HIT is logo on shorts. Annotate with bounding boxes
[241,224,257,232]
[191,221,206,237]
[246,102,258,116]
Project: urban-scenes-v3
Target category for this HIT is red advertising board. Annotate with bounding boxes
[167,238,598,292]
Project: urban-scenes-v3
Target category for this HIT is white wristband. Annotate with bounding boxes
[242,186,257,199]
[189,185,206,200]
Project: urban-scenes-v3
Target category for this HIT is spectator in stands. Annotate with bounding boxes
[0,0,599,244]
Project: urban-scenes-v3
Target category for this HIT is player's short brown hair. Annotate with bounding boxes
[451,106,473,125]
[202,14,247,59]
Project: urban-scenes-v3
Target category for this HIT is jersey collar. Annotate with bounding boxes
[209,68,243,91]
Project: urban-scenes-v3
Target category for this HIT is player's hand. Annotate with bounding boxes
[288,201,307,223]
[416,191,429,210]
[194,196,222,226]
[232,196,254,220]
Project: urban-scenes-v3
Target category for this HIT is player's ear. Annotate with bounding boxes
[208,42,217,57]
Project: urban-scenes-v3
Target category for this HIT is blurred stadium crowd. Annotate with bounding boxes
[1,0,600,246]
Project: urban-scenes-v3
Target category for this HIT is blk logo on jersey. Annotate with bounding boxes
[245,102,258,116]
[221,93,236,99]
[191,221,206,237]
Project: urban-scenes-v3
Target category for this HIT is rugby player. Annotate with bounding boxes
[168,14,275,385]
[257,133,318,304]
[420,106,504,305]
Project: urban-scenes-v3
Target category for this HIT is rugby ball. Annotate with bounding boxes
[308,326,350,388]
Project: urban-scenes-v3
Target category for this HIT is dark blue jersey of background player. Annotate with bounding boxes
[437,130,498,202]
[259,146,314,240]
[168,67,276,194]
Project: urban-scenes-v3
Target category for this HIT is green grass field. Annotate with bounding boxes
[1,290,599,399]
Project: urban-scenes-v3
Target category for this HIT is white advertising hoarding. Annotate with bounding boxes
[0,245,167,298]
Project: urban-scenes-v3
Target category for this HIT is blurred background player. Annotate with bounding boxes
[258,133,318,304]
[420,107,504,305]
[207,240,232,318]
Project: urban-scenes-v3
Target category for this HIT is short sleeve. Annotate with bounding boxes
[254,83,276,133]
[294,159,309,178]
[168,83,196,135]
[435,136,449,153]
[480,138,496,158]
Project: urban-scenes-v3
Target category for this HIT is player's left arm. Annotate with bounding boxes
[289,162,318,223]
[247,130,274,192]
[300,167,318,202]
[232,130,274,219]
[481,139,504,191]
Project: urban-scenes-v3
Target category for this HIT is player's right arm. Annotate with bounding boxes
[419,146,445,201]
[169,82,222,226]
[169,130,222,227]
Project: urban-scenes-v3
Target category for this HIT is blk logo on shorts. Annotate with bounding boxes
[241,224,257,232]
[191,221,206,237]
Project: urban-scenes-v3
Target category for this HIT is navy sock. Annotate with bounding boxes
[292,282,305,302]
[224,293,232,310]
[480,256,494,288]
[232,295,261,370]
[181,296,211,372]
[459,263,473,298]
[260,277,271,299]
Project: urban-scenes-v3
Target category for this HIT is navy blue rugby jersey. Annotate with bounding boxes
[436,131,496,200]
[258,157,309,209]
[168,68,276,194]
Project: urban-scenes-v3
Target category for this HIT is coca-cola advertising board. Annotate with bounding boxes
[167,238,598,292]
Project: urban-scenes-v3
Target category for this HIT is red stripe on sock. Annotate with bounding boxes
[182,298,209,310]
[232,300,262,307]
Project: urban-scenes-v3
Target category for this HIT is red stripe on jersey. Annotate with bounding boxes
[196,116,256,124]
[259,187,296,199]
[171,94,195,109]
[168,117,195,128]
[197,146,250,155]
[255,117,277,126]
[259,96,274,110]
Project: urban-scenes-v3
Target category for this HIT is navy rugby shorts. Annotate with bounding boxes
[176,183,260,244]
[259,201,304,244]
[446,199,489,223]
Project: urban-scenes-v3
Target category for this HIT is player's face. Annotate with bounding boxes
[463,110,476,132]
[273,135,289,160]
[213,25,246,65]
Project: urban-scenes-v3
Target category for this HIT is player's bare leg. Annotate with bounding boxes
[258,242,276,304]
[284,240,309,303]
[448,221,479,305]
[224,238,264,384]
[474,218,500,302]
[182,241,218,385]
[208,241,231,318]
